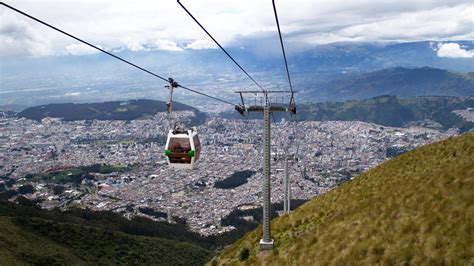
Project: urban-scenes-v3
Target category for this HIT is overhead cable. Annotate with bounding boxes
[177,0,266,92]
[272,0,294,93]
[0,2,238,107]
[177,84,237,106]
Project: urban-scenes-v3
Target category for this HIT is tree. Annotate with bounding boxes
[53,185,65,195]
[18,184,35,194]
[239,247,250,261]
[5,179,15,187]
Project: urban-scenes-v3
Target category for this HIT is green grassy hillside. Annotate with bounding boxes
[214,133,474,265]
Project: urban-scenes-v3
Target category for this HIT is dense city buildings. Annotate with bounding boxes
[0,111,457,235]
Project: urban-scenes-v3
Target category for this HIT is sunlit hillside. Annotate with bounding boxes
[214,133,474,265]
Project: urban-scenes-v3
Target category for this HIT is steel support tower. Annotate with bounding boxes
[261,105,272,247]
[283,153,290,213]
[235,90,296,251]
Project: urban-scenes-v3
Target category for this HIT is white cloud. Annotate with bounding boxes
[0,0,473,57]
[437,43,474,58]
[64,92,82,96]
[329,4,474,42]
[152,39,183,52]
[185,39,217,50]
[65,43,100,56]
[124,40,146,52]
[0,12,52,56]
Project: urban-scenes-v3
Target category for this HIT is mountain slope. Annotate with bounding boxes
[0,214,211,264]
[0,216,82,265]
[311,67,474,101]
[214,133,474,265]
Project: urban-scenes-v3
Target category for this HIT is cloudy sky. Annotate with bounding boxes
[0,0,473,57]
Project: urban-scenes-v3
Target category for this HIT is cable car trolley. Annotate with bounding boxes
[164,128,201,169]
[163,78,201,169]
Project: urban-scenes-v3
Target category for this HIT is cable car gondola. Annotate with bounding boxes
[164,128,201,169]
[162,78,202,170]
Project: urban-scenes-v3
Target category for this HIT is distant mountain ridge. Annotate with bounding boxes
[292,41,474,76]
[2,41,473,108]
[309,67,474,101]
[221,95,474,132]
[17,99,207,125]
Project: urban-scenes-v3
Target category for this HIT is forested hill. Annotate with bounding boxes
[0,200,211,264]
[299,95,474,132]
[17,99,207,125]
[220,95,474,132]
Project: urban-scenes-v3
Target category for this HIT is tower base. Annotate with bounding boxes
[259,239,274,251]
